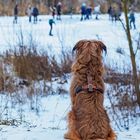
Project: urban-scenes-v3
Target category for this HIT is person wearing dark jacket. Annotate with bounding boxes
[80,3,86,21]
[56,2,62,20]
[129,10,136,29]
[32,6,39,24]
[13,4,18,24]
[85,6,92,20]
[108,6,112,20]
[49,19,55,36]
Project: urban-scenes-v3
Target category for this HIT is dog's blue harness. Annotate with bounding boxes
[75,84,103,94]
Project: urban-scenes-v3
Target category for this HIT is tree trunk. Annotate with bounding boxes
[123,0,140,106]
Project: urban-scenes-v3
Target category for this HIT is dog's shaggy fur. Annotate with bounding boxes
[64,40,116,140]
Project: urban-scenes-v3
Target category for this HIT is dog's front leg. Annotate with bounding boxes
[106,128,117,140]
[64,111,81,140]
[64,132,81,140]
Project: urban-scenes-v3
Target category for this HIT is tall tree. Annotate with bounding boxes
[122,0,140,106]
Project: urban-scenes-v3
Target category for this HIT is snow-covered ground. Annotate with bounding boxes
[0,92,140,140]
[0,14,140,139]
[0,14,140,70]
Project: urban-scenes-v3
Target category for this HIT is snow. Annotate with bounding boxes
[0,93,140,140]
[0,14,140,69]
[0,14,140,139]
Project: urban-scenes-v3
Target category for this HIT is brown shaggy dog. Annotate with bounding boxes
[64,40,116,140]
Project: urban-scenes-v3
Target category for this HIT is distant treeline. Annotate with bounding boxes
[0,0,139,16]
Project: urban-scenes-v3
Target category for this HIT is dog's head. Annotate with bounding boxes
[72,40,106,64]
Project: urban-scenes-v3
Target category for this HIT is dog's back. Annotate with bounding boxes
[73,93,110,140]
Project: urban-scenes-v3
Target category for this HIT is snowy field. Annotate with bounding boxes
[0,14,140,140]
[0,14,140,70]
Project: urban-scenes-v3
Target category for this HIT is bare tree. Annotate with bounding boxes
[122,0,140,106]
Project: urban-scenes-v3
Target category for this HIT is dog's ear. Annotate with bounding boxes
[101,44,107,55]
[72,40,85,54]
[72,45,77,53]
[98,41,107,55]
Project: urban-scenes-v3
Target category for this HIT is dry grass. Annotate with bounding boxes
[0,39,139,130]
[0,49,139,129]
[0,44,72,90]
[104,64,139,130]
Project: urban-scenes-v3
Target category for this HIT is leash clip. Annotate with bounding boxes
[88,84,93,92]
